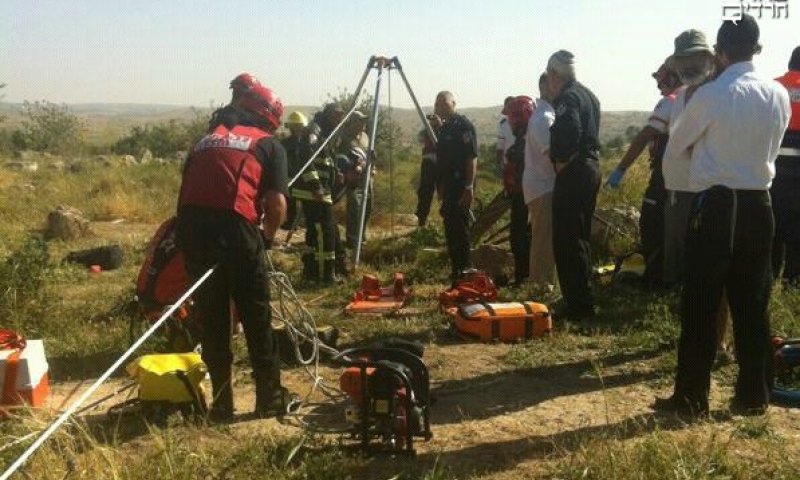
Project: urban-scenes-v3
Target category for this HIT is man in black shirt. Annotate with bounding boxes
[434,91,479,280]
[176,77,292,422]
[547,50,602,320]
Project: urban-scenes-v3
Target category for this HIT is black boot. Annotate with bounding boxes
[207,367,234,423]
[322,259,340,284]
[254,367,293,418]
[335,255,349,279]
[301,252,319,281]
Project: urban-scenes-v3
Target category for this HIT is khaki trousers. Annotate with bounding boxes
[527,192,556,288]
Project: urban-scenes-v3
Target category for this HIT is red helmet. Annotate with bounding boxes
[507,96,535,133]
[230,73,260,98]
[238,84,284,131]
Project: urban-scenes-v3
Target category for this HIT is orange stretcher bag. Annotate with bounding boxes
[450,302,551,342]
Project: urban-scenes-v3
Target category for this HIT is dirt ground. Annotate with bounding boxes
[44,337,800,479]
[27,220,800,478]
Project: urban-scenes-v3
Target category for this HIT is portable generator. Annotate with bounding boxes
[335,339,432,454]
[772,336,800,406]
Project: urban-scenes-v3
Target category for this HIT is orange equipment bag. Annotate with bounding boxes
[449,302,551,342]
[439,270,498,311]
[0,330,49,409]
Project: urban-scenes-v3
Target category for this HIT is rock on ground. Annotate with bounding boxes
[45,205,91,240]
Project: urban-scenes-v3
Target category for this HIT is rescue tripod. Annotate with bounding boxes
[288,55,438,269]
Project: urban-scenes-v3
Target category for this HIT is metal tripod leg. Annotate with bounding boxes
[392,57,437,145]
[354,61,386,269]
[288,58,375,189]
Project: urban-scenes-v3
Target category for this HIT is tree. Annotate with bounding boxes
[20,100,84,154]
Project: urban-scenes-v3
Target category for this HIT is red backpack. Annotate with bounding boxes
[136,218,189,318]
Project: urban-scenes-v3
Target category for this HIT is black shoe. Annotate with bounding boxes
[254,386,297,418]
[207,367,234,424]
[729,399,768,417]
[322,260,341,284]
[207,406,235,424]
[652,395,709,418]
[555,308,596,323]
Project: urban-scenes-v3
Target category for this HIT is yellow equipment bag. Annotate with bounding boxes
[126,353,207,404]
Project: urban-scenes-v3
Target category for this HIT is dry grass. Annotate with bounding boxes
[1,145,800,480]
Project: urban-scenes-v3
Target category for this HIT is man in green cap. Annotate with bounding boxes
[660,29,717,287]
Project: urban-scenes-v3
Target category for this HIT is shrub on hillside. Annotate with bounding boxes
[17,100,85,154]
[0,235,50,321]
[113,109,209,158]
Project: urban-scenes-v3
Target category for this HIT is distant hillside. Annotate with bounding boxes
[0,102,648,147]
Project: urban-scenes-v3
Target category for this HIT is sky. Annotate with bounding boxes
[0,0,797,111]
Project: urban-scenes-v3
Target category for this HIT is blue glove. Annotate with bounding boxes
[606,168,626,189]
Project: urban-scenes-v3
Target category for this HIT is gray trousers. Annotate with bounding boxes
[663,190,697,284]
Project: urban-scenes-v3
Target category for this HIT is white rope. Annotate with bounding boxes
[265,254,345,407]
[0,266,217,480]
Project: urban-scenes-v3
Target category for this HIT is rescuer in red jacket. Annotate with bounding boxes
[772,46,800,286]
[176,74,291,422]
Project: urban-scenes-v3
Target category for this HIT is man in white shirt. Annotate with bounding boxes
[496,96,515,175]
[606,62,682,287]
[524,74,557,289]
[654,15,792,417]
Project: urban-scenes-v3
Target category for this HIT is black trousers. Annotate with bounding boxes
[302,201,340,278]
[509,192,530,283]
[441,191,471,279]
[771,156,800,285]
[175,206,279,385]
[416,158,438,225]
[552,159,601,316]
[676,187,773,409]
[640,168,667,286]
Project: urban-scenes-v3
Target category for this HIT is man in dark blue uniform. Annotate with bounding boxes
[434,91,479,280]
[547,50,602,320]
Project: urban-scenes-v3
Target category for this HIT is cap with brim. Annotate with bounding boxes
[672,29,713,58]
[352,111,368,120]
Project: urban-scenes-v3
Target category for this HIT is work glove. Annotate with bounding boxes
[606,167,626,189]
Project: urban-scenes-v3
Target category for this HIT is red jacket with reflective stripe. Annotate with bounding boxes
[179,124,271,223]
[777,71,800,132]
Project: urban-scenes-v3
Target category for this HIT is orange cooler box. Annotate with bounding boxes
[452,302,551,342]
[0,339,50,407]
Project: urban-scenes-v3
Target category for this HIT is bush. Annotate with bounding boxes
[18,100,85,154]
[113,109,210,158]
[0,235,50,323]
